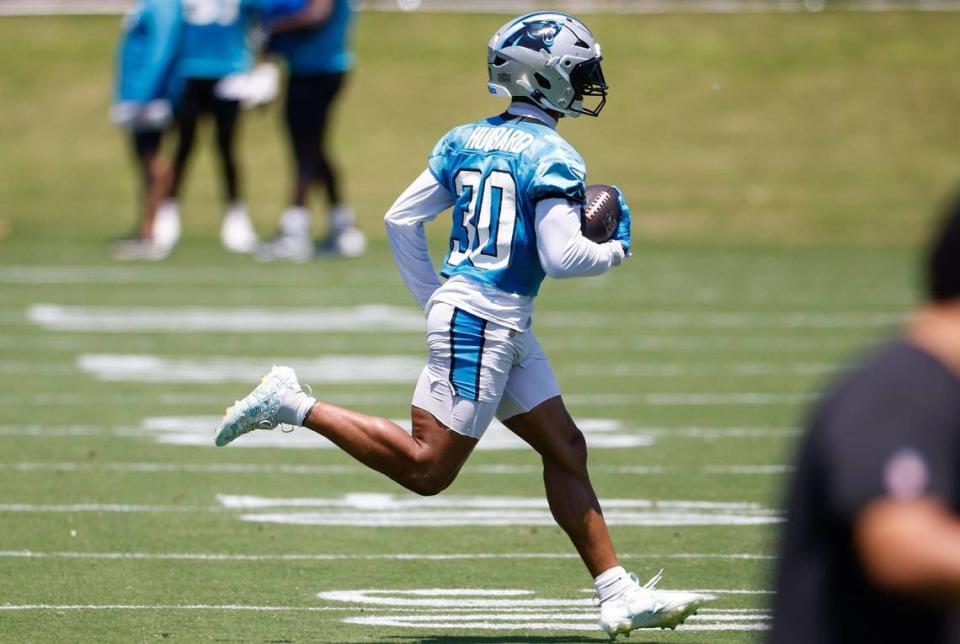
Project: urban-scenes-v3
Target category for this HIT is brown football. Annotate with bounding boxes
[581,184,621,243]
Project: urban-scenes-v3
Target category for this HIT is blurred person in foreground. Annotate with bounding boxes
[157,0,301,257]
[770,195,960,644]
[257,0,364,261]
[109,0,183,260]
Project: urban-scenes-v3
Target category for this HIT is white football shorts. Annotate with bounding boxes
[411,302,561,439]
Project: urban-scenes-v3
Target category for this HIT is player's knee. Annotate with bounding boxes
[406,450,456,497]
[569,426,588,464]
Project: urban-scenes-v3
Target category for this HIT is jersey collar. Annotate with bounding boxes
[505,103,557,130]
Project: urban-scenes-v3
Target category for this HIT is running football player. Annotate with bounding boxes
[215,13,705,638]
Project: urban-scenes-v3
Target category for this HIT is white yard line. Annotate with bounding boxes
[67,353,841,382]
[0,391,816,407]
[0,461,793,476]
[77,354,424,383]
[0,550,774,561]
[28,304,425,333]
[0,494,781,527]
[28,303,900,333]
[219,493,782,527]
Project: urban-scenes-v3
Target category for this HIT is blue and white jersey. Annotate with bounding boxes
[178,0,301,79]
[427,113,586,299]
[269,0,355,75]
[114,0,184,105]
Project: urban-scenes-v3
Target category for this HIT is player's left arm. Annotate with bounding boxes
[535,197,626,279]
[265,0,334,35]
[384,169,454,309]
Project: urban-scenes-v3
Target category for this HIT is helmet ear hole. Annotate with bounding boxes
[492,55,507,66]
[534,73,552,90]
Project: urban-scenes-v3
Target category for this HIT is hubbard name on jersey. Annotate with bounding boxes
[429,111,588,309]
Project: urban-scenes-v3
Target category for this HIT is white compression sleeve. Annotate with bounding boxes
[535,197,626,279]
[383,169,454,309]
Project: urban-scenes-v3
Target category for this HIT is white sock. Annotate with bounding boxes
[594,566,634,605]
[295,394,317,426]
[277,389,317,426]
[330,205,355,234]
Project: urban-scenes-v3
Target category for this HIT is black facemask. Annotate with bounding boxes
[568,57,608,117]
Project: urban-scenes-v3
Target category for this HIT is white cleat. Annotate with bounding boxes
[598,571,709,640]
[214,366,308,446]
[221,203,258,253]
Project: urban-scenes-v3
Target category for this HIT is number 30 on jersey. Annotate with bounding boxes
[447,170,517,270]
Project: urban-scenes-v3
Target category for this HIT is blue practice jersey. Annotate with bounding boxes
[269,0,355,74]
[178,0,302,79]
[428,113,587,298]
[114,0,183,104]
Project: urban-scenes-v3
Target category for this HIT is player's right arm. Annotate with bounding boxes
[384,169,454,309]
[535,198,626,279]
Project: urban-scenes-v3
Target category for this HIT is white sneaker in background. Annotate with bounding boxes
[152,199,181,255]
[279,206,311,238]
[256,234,314,263]
[334,226,367,257]
[598,571,708,639]
[221,202,258,253]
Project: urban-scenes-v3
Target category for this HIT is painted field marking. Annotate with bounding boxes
[0,420,797,444]
[0,461,794,476]
[0,389,816,408]
[320,588,769,632]
[74,353,840,383]
[28,304,425,333]
[0,604,359,612]
[27,303,900,333]
[0,550,775,562]
[541,310,901,329]
[0,494,780,526]
[135,415,651,450]
[0,503,223,513]
[218,493,782,527]
[77,354,424,384]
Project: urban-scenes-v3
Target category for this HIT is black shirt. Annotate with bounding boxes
[770,341,960,644]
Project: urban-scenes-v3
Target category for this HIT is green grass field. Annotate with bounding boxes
[0,9,956,642]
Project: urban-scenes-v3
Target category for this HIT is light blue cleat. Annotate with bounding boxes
[598,570,710,640]
[214,365,309,447]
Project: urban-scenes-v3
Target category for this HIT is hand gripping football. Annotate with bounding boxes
[581,184,622,243]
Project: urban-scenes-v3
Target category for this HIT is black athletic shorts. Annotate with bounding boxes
[178,77,240,121]
[284,72,346,138]
[132,129,163,157]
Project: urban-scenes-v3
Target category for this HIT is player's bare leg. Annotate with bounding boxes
[504,396,618,576]
[505,395,705,637]
[141,155,172,238]
[302,403,476,496]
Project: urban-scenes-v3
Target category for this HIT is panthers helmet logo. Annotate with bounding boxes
[505,20,563,52]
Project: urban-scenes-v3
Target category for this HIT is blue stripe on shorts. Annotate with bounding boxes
[448,308,488,401]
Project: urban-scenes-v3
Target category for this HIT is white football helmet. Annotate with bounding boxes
[487,12,608,118]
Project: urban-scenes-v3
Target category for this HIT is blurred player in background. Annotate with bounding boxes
[770,194,960,644]
[214,13,706,639]
[109,0,183,260]
[158,0,301,256]
[257,0,365,261]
